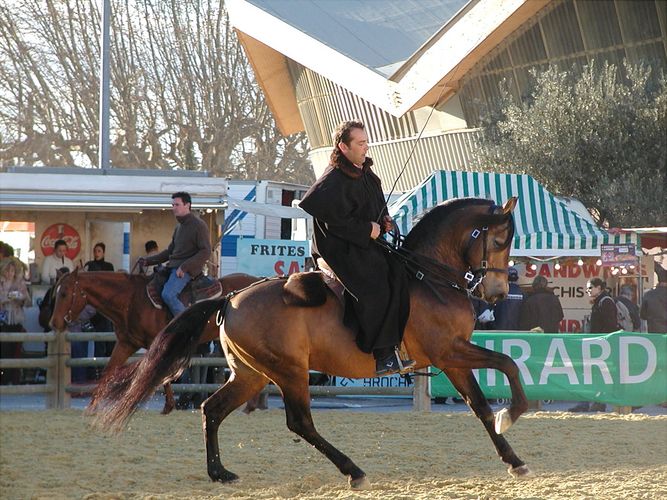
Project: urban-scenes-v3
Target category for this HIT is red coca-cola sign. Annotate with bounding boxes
[40,223,81,259]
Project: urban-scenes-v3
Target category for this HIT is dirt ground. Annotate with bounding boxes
[1,408,666,499]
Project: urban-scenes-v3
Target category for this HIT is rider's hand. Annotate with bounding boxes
[381,215,394,233]
[370,222,381,239]
[176,267,185,278]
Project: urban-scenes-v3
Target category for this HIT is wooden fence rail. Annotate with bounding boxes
[0,331,429,410]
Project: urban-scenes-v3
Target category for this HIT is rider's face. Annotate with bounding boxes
[339,127,368,167]
[172,197,191,218]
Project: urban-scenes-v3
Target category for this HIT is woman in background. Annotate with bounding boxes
[0,258,30,384]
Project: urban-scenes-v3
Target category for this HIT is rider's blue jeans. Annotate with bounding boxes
[161,268,191,317]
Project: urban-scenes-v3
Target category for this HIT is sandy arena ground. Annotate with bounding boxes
[1,408,666,499]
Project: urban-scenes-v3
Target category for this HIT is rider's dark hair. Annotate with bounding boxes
[54,239,67,249]
[145,240,158,253]
[330,120,365,165]
[172,191,192,206]
[94,242,106,252]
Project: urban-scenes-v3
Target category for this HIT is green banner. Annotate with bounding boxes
[431,332,667,406]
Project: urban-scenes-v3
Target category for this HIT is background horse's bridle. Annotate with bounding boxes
[62,279,87,325]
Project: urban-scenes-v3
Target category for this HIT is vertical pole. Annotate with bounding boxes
[47,330,71,409]
[413,375,431,411]
[98,0,111,169]
[122,222,131,271]
[46,333,56,409]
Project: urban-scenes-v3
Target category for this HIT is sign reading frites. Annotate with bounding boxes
[236,238,308,276]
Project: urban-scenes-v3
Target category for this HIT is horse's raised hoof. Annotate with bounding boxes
[494,408,513,434]
[210,468,239,483]
[509,464,531,479]
[349,474,370,490]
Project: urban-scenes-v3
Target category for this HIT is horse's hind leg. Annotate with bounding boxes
[279,375,368,489]
[202,364,268,483]
[444,367,530,478]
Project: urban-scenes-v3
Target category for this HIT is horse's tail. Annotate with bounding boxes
[94,297,227,432]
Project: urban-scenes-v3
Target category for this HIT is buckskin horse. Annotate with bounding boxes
[95,197,530,488]
[49,269,261,414]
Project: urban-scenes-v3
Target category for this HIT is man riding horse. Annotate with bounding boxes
[139,192,211,318]
[299,120,415,376]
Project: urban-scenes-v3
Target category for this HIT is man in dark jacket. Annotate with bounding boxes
[299,120,414,376]
[493,267,523,330]
[641,264,667,333]
[519,276,563,333]
[569,277,616,412]
[587,278,618,334]
[140,192,211,317]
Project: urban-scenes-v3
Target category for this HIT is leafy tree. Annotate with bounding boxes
[473,61,666,227]
[0,0,314,184]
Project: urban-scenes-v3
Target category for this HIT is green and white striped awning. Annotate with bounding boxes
[388,171,638,257]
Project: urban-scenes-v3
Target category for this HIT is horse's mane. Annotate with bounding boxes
[65,270,149,286]
[404,197,512,251]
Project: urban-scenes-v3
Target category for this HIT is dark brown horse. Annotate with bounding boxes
[49,269,261,414]
[96,197,530,488]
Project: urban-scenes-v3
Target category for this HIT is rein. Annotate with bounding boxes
[376,206,514,302]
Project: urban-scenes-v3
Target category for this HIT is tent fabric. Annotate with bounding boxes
[388,170,638,257]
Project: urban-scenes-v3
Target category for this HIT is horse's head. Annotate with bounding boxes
[463,197,517,303]
[404,196,518,303]
[49,268,88,332]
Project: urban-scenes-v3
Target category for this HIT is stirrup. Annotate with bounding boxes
[396,349,416,375]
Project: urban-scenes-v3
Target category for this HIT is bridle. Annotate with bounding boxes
[62,278,87,325]
[376,206,514,301]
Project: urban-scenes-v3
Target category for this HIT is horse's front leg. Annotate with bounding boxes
[445,340,528,432]
[443,367,530,478]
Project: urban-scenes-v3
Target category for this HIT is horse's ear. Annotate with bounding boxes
[502,196,518,214]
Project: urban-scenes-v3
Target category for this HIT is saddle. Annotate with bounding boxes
[146,267,223,311]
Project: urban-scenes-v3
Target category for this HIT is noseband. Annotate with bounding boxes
[62,279,87,324]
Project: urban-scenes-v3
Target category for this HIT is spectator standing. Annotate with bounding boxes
[0,241,14,266]
[0,258,30,384]
[616,285,640,331]
[136,240,159,276]
[83,242,115,374]
[471,297,495,330]
[519,276,563,333]
[41,239,74,284]
[587,278,618,334]
[569,278,615,412]
[640,264,667,333]
[493,267,524,330]
[84,242,114,272]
